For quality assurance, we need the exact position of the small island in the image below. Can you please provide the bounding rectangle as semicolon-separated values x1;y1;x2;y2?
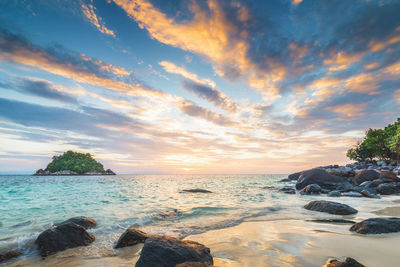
34;151;116;176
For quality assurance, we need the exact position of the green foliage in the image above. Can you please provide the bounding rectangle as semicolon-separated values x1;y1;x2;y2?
46;151;105;174
347;118;400;163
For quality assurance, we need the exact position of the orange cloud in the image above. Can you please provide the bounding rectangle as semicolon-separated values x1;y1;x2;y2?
325;103;366;119
292;0;302;5
344;73;379;94
323;51;364;72
368;26;400;53
81;3;116;37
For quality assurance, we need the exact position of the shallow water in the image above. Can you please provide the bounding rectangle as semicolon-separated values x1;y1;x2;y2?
1;174;400;266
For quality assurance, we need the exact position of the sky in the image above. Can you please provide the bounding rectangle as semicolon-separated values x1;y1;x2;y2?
0;0;399;174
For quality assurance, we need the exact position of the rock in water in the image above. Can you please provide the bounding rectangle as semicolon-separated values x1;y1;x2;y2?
353;170;379;185
181;189;212;193
0;250;22;263
135;236;213;267
300;184;321;195
59;216;97;229
287;171;302;181
115;227;149;248
295;169;350;190
304;200;358;215
350;217;400;234
278;186;296;194
35;222;95;257
326;257;365;267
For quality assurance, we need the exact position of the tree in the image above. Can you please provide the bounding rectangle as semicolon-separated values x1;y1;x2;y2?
389;127;400;162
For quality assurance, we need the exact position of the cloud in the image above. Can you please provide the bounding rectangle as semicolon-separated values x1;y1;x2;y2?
159;61;215;88
0;29;163;98
181;79;237;112
81;2;115;37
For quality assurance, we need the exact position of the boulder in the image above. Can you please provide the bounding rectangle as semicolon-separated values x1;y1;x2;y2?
34;169;50;176
300;184;321;195
0;250;22;263
326;257;365;267
353;170;379;185
115;227;150;248
360;190;380;199
180;189;212;193
326;167;355;177
135;236;213;267
350;217;400;234
303;200;358;215
379;170;399;182
287;171;302;181
376;182;400;195
35;222;95;257
295;169;349;190
367;179;383;188
59;216;97;229
278;186;296;194
176;262;213;267
328;191;341;197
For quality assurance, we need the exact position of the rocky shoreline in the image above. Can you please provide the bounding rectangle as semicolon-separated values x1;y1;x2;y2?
33;168;116;176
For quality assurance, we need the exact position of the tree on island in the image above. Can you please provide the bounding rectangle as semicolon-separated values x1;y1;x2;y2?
347;118;400;163
44;151;106;174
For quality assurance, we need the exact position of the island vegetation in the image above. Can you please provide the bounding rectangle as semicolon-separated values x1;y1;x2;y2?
347;118;400;163
34;151;115;175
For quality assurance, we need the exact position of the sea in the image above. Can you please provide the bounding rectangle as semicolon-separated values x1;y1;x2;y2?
1;174;399;266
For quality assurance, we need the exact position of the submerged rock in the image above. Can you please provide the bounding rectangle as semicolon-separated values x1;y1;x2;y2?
0;250;22;263
353;170;379;185
295;169;349;190
350;217;400;234
59;216;97;229
157;209;182;220
115;227;149;248
304;200;358;215
278;186;296;194
326;257;365;267
35;222;95;257
300;184;321;195
181;189;212;193
135;235;213;267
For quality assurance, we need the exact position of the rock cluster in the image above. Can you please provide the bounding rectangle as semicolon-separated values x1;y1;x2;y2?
34;168;116;176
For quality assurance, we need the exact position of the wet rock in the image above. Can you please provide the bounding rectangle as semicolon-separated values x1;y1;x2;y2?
376;182;400;195
34;169;50;176
341;191;363;198
353;170;379;185
181;189;212;193
350;217;400;234
0;250;22;263
278;178;291;182
326;166;355;177
115;227;149;248
158;209;182;220
360;190;380;199
35;222;95;257
295;169;349;190
308;219;355;224
367;179;383;188
326;257;365;267
278;186;296;194
59;216;97;229
176;262;213;267
288;171;302;181
304;200;358;215
359;181;372;187
300;184;321;195
328;191;341;197
104;169;116;175
135;235;213;267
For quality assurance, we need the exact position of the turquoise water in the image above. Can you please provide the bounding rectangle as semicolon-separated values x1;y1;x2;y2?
0;174;295;261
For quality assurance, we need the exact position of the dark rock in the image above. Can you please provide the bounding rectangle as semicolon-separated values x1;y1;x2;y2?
304;200;358;215
135;235;213;267
34;169;50;176
35;222;95;257
380;170;399;182
328;191;341;197
115;227;149;248
176;262;213;267
181;189;212;193
0;250;22;263
278;186;296;194
158;209;182;220
278;178;291;182
59;216;97;229
288;171;302;181
367;179;383;188
307;219;355;224
350;217;400;234
341;191;363;198
104;169;116;175
359;181;372;187
295;169;349;190
353;170;379;185
360;190;380;198
376;182;400;195
326;257;365;267
300;184;321;195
